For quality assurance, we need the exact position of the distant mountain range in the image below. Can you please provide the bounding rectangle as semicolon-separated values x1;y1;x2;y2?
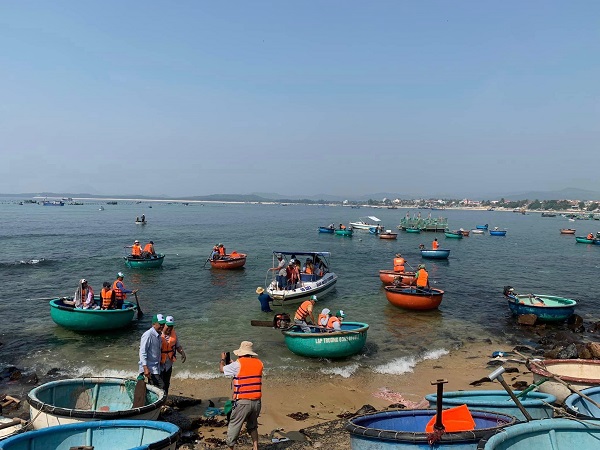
2;187;600;202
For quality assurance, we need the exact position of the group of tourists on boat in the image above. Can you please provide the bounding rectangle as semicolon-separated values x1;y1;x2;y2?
210;243;227;260
67;272;138;310
269;253;328;290
292;295;346;333
126;239;157;259
391;253;430;290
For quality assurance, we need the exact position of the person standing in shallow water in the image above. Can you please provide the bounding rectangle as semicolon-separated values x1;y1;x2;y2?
255;287;273;312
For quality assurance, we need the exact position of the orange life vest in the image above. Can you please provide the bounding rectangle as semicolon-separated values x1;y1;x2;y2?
160;329;178;364
233;357;263;400
317;313;329;326
132;244;142;256
588;233;594;240
112;280;126;300
143;243;154;253
294;300;313;321
340;224;346;230
305;266;313;274
101;288;113;309
393;257;405;272
416;269;429;287
219;246;226;255
432;240;439;250
327;316;341;329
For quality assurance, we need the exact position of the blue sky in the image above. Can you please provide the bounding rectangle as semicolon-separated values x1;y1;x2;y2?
1;1;599;198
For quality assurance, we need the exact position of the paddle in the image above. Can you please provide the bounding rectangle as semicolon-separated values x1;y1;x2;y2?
134;291;143;319
26;297;65;301
202;251;213;268
132;377;147;408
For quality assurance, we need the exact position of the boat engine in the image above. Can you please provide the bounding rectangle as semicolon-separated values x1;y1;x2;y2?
273;313;291;329
503;286;514;297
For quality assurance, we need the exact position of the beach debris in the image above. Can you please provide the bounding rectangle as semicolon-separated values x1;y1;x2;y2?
512;381;528;390
556;343;579;360
373;388;427;408
287;412;309;421
336;411;357;419
204;437;227;446
469;376;491;386
165;395;202;409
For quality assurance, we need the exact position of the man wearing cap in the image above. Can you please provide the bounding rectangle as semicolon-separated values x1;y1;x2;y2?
415;264;430;290
294;295;318;332
255;287;273;313
327;310;345;331
219;341;263;450
126;240;143;258
269;254;286;289
113;272;137;310
142;241;156;258
160;315;186;396
139;314;166;389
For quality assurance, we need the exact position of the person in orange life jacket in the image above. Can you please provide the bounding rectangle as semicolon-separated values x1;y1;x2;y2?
327;310;345;331
218;243;226;256
74;279;98;309
317;308;331;328
255;287;273;312
294;295;318;332
160;315;186;396
220;341;263;450
432;238;439;250
139;314;166;390
415;264;430;290
126;240;143;258
287;261;300;288
339;223;346;230
210;244;220;261
100;281;116;310
302;258;314;275
142;241;155;258
587;233;594;240
113;272;137;310
393;253;405;273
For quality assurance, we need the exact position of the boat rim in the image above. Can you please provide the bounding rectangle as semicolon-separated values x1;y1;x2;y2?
282;322;369;337
27;377;166;419
528;359;600;384
424;389;556;407
507;293;577;307
49;299;137;312
123;254;165;261
384;286;445;295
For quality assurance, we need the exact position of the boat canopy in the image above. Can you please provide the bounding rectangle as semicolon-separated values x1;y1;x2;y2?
273;251;331;257
361;216;381;222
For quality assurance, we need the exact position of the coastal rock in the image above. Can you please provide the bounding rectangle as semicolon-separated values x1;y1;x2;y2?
589;322;600;333
23;373;38;384
8;370;22;381
355;404;377;415
45;368;62;377
160;406;194;431
287;412;309;421
165;395;202;409
544;348;561;359
587;342;600;359
517;314;537;326
577;344;592;359
567;315;585;333
556;343;578;360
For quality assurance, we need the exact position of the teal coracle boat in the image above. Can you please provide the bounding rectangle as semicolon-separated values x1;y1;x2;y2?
445;230;463;238
124;254;165;268
405;227;421;233
0;420;180;450
334;228;353;237
575;236;594;244
50;298;137;331
281;322;368;358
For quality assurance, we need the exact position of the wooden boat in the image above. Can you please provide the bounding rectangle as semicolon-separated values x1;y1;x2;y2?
444;230;463;239
477;419;600;450
576;236;595;243
420;249;450;259
425;390;555;421
476;224;489;230
384;286;444;310
379;230;398;240
266;251;338;305
502;287;576;322
334;228;353;237
489;228;507;236
378;270;416;286
49;298;137;331
405;227;421;233
565;386;600;419
318;226;335;233
350;216;381;230
27;377;166;429
529;359;600;403
560;228;576;234
459;229;470;236
281;322;369;358
209;252;247;269
124;254;165;269
0;420;180;450
346;409;516;450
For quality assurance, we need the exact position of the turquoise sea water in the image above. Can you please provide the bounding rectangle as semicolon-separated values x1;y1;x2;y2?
1;200;598;380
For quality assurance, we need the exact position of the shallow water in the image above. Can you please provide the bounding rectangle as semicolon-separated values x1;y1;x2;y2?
1;201;598;380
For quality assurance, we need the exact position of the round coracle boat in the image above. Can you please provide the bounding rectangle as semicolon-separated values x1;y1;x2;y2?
281;322;369;358
50;298;137;331
124;254;165;268
378;270;416;286
379;231;398;240
210;252;247;269
384;286;444;310
560;228;576;234
528;359;600;403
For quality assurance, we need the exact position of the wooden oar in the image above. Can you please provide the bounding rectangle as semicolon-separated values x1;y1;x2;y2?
26;297;63;301
134;291;143;319
202;251;213;268
251;320;274;327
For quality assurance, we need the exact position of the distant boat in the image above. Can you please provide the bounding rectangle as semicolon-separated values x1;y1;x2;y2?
490;228;507;236
43;200;64;206
560;229;576;234
350;216;382;230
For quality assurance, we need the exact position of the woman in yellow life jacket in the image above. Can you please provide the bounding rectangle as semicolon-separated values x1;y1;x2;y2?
160;315;186;396
415;264;430;290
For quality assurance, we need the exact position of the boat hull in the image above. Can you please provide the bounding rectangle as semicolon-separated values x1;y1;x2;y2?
384;286;444;310
560;229;576;234
506;293;576;322
318;227;335;233
575;236;594;243
444;231;463;239
0;420;179;450
282;322;369;358
378;233;397;240
489;230;507;236
404;227;420;233
49;299;136;331
209;254;247;269
124;254;165;268
476;224;488;230
267;273;338;305
334;229;353;236
378;270;416;286
27;377;165;429
529;359;600;403
420;249;450;259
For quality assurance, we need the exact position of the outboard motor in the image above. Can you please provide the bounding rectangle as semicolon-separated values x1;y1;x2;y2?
503;286;514;297
273;313;291;329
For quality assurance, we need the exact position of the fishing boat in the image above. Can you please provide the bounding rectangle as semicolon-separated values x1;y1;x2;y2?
502;286;576;322
471;229;485;234
384;286;444;310
135;220;147;225
281;322;369;358
346;409;516;450
265;251;337;305
560;228;576;234
334;228;353;237
444;230;463;239
575;236;595;243
378;270;416;286
350;216;382;230
529;359;600;403
317;226;335;233
0;420;180;450
420;249;450;259
425;390;555;421
27;377;166;429
98;206;104;211
477;419;600;450
489;228;507;236
49;298;137;331
124;254;165;269
476;224;489;230
42;200;64;206
209;252;247;269
378;230;397;240
405;226;421;233
459;229;470;236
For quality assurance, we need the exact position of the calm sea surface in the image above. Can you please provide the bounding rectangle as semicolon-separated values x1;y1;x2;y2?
1;200;598;380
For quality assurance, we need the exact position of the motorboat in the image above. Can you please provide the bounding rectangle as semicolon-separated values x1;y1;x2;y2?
350;216;382;231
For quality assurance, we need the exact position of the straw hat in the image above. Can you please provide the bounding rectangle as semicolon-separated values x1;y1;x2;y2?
256;287;265;294
233;341;257;357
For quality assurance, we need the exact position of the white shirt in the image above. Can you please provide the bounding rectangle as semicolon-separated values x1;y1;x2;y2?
223;360;241;377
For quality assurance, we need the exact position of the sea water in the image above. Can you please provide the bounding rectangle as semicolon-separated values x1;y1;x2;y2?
0;200;598;380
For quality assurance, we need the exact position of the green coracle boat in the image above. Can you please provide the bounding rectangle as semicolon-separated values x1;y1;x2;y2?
405;227;421;233
50;298;137;331
124;254;165;268
334;229;353;237
444;230;463;239
575;236;594;244
282;321;369;358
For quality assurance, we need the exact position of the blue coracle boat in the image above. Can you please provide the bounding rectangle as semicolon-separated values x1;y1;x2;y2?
0;420;180;450
565;386;600;419
503;287;576;322
318;226;335;233
489;229;507;236
346;409;516;450
477;418;600;450
420;249;450;259
425;390;556;421
476;224;488;230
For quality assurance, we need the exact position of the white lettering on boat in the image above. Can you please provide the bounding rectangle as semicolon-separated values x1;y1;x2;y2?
314;335;360;344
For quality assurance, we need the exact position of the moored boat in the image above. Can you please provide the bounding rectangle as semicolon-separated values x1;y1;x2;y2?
489;228;507;236
27;377;166;429
0;420;179;450
281;322;369;358
384;286;444;310
49;298;137;331
444;230;463;239
124;254;165;269
43;200;65;206
378;270;416;286
560;228;576;234
459;229;470;236
334;228;353;237
405;226;421;233
420;249;450;259
575;236;594;243
378;230;397;239
471;229;485;234
565;386;600;419
476;224;489;230
318;226;335;233
350;216;382;230
502;286;576;322
209;252;247;269
529;359;600;403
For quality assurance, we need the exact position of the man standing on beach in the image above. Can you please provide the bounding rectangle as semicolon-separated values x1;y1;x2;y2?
139;314;166;389
220;341;263;450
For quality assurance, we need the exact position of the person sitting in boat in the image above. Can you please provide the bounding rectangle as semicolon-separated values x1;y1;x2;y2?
287;261;300;288
142;241;156;258
317;308;331;329
255;287;273;313
339;223;346;230
75;279;99;309
326;310;345;331
210;244;220;261
419;243;425;250
294;295;318;332
432;238;439;250
302;258;314;275
125;240;143;258
328;223;335;229
415;264;430;290
136;216;140;222
100;281;115;310
218;243;226;258
393;253;405;273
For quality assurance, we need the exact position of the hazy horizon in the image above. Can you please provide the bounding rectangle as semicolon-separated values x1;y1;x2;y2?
2;2;599;197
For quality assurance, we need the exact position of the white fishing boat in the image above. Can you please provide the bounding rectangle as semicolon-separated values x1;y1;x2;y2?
349;216;382;231
265;251;337;305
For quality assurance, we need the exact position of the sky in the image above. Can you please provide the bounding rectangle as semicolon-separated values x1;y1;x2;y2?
1;1;599;199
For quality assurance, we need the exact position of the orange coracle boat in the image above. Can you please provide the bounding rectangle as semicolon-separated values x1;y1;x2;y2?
379;270;416;286
384;286;444;310
210;252;247;269
379;231;398;240
560;229;576;235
